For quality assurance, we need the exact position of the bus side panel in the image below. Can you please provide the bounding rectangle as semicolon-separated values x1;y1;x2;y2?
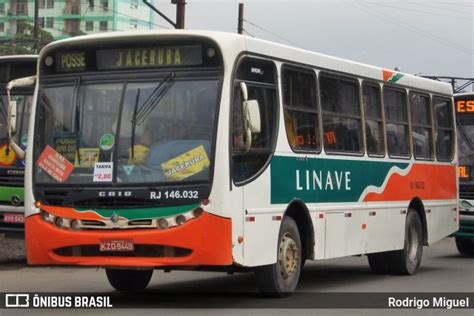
425;202;458;245
313;211;326;259
366;204;406;253
243;213;281;267
324;212;345;258
343;210;368;256
242;171;281;267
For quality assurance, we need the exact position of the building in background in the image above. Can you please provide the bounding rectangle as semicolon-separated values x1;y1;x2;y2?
0;0;157;41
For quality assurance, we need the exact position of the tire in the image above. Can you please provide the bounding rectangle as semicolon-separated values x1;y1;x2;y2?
367;252;392;274
455;237;474;255
390;209;423;275
105;269;153;291
368;209;423;275
255;216;302;297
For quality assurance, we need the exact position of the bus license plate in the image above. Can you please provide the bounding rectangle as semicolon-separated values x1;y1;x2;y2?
3;213;24;223
99;239;134;252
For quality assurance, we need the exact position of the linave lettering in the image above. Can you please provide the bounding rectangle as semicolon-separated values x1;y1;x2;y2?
296;170;351;191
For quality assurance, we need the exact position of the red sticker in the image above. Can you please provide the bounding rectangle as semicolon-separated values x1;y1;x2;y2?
37;145;74;182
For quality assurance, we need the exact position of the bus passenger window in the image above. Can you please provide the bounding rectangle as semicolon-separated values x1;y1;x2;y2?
363;83;384;156
282;66;319;151
232;57;278;184
433;97;454;161
320;73;362;154
384;88;410;157
410;92;433;160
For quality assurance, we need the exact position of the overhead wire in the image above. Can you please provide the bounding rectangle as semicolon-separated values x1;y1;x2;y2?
243;18;305;49
350;2;472;55
362;1;472;21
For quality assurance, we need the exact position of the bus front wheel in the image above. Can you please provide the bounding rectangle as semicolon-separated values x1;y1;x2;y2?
254;216;302;297
455;237;474;255
105;269;153;291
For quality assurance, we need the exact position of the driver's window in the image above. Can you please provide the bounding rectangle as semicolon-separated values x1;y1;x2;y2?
232;57;277;184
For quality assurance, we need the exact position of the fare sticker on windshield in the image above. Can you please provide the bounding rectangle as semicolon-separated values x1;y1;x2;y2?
93;162;113;182
37;145;74;182
161;145;210;181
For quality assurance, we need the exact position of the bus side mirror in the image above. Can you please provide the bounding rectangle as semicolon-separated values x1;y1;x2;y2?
240;82;261;151
6;75;36;160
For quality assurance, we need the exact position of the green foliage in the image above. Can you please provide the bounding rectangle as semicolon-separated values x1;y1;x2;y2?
0;21;54;54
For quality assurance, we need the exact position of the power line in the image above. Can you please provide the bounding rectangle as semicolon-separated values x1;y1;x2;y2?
409;2;474;16
362;1;472;21
243;29;255;38
351;2;472;55
243;18;304;49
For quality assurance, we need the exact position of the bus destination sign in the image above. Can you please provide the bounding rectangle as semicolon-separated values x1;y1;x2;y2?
56;52;86;73
456;99;474;114
96;45;203;70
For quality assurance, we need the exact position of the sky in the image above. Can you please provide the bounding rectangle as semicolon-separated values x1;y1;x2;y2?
151;0;473;88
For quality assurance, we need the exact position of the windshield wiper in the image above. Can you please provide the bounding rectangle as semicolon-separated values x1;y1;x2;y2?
130;89;141;161
130;72;175;160
135;72;175;125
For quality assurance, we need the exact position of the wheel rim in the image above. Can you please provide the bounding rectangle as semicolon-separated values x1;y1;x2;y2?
407;224;419;261
278;232;300;280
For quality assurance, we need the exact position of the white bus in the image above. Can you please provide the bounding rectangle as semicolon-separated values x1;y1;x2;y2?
14;31;457;296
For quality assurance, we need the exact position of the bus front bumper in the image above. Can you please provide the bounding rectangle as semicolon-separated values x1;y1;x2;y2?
25;211;232;267
452;213;474;238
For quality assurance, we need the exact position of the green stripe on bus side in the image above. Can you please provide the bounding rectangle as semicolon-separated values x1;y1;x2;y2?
0;186;24;202
270;156;409;204
76;204;199;221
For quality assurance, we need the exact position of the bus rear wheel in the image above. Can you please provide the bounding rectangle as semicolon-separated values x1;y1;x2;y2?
368;209;423;275
105;269;153;291
255;216;302;297
455;237;474;255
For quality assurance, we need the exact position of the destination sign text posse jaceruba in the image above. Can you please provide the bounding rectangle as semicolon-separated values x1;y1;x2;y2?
55;45;203;72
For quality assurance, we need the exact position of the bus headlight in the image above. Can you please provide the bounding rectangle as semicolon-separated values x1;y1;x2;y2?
40;211;53;223
158;218;169;230
175;215;187;226
192;207;203;218
54;217;64;228
70;220;80;231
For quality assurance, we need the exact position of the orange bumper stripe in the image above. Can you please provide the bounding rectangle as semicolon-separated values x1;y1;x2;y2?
25;212;232;267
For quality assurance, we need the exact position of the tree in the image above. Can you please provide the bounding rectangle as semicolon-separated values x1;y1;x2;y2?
0;21;54;55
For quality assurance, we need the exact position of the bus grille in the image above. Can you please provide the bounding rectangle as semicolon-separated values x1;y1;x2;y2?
53;245;192;258
460;184;474;200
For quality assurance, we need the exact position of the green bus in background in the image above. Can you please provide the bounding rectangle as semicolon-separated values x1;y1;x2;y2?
455;92;474;255
0;55;37;234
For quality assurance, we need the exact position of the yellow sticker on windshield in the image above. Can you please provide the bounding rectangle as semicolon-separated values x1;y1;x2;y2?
161;145;210;181
75;148;100;168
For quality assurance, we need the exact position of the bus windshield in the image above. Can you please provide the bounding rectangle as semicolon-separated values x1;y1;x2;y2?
0;94;33;151
34;75;220;185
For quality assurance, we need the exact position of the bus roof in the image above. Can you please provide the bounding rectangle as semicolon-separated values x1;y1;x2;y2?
0;55;38;62
39;30;452;95
454;92;474;97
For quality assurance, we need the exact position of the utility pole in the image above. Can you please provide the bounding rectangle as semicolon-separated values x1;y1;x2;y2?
238;3;244;34
143;0;186;29
174;0;186;29
33;0;39;52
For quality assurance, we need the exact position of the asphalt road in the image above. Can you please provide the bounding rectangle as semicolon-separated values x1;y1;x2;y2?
0;237;472;313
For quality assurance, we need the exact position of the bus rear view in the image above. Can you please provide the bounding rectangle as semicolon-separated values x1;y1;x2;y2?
0;56;37;234
455;92;474;254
